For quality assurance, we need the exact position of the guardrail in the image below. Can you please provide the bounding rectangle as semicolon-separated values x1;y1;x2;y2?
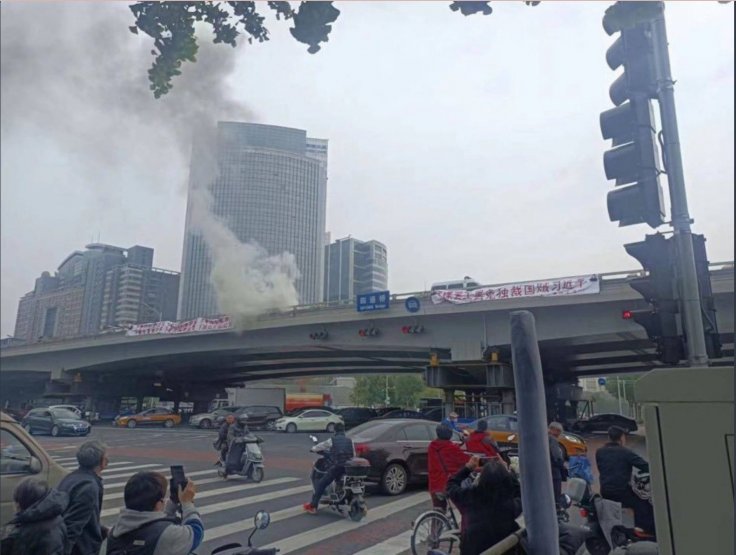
3;262;732;350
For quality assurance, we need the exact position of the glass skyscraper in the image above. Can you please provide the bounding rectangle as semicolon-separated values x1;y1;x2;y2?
178;122;328;319
324;237;388;302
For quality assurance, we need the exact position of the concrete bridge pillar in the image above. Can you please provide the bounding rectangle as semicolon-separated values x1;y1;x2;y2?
443;389;454;419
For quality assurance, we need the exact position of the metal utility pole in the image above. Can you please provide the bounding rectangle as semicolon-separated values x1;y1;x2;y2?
649;7;709;366
617;376;623;414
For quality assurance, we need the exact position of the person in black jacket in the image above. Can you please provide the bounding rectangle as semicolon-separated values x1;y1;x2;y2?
548;422;567;510
58;440;109;555
1;477;68;555
447;455;522;555
595;426;655;535
214;414;235;465
304;423;354;514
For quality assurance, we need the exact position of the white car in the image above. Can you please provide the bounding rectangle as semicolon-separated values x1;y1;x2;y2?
274;409;344;433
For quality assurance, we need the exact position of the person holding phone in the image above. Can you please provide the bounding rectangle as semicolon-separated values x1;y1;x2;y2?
99;471;204;555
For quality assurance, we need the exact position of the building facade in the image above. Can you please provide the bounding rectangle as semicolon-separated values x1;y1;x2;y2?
178;122;328;319
13;244;179;343
324;237;388;302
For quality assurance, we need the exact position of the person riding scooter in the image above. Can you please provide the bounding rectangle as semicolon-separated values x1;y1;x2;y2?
224;414;252;477
214;414;235;466
303;423;354;514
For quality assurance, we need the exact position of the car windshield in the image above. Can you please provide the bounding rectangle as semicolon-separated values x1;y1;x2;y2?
50;408;80;419
347;421;396;441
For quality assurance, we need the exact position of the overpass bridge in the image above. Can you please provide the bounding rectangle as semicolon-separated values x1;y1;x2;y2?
1;265;733;409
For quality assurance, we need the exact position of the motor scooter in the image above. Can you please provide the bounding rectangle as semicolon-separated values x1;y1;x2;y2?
200;510;278;555
309;435;369;521
218;432;265;482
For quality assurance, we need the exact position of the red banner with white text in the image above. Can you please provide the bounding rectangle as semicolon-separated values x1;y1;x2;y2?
125;316;232;336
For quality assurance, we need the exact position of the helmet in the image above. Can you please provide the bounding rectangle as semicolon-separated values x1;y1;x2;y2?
237;413;250;426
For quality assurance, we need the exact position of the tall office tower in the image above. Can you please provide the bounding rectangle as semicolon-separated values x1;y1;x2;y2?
323;237;388;302
178;122;328;319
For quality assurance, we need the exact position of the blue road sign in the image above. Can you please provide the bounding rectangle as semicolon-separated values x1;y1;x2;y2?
405;296;421;313
357;291;390;312
598;377;607;386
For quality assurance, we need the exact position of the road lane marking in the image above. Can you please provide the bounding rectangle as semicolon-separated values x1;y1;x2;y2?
51;457;78;462
201;502;307;542
352;529;414;555
262;493;427;554
100;478;302;518
101;463;161;474
104;467;216;488
61;460;132;469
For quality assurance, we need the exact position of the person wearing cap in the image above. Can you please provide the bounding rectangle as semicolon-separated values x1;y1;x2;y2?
441;412;460;432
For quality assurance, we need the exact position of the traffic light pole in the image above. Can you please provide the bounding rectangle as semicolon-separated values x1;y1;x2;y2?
650;10;709;366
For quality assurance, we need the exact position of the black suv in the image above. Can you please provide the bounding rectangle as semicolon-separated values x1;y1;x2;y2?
336;407;377;429
231;405;283;430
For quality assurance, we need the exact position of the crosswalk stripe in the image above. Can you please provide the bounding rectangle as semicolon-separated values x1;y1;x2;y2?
263;493;427;554
102;466;167;481
352;529;414;555
100;478;301;518
51;457;78;462
102;463;161;474
104;467;217;489
61;461;132;469
203;504;304;542
198;484;312;517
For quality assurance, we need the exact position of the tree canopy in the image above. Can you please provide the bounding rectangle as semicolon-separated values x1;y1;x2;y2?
350;375;428;409
129;1;540;98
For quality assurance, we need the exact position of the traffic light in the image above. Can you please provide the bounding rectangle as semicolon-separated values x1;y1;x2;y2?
601;3;665;229
289;2;340;54
623;234;684;364
692;234;722;359
358;327;379;337
309;330;328;340
401;325;425;334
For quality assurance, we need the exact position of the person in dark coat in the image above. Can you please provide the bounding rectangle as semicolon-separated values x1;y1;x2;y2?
428;424;469;510
224;414;250;476
304;422;355;514
596;425;655;536
447;455;522;555
548;421;567;509
1;477;69;555
214;414;235;465
58;440;109;555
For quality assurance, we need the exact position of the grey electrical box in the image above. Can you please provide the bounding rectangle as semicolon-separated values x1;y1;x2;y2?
635;366;734;555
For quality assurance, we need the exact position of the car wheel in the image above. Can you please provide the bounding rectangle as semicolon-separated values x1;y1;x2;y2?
326;422;336;433
286;423;297;433
127;419;137;428
51;425;60;437
381;463;408;496
164;419;174;428
199;419;212;429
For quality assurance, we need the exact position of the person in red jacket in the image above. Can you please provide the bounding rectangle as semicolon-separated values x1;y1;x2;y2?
464;419;501;460
428;424;470;510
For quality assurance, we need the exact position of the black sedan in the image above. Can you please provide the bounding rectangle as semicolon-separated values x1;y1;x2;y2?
571;413;638;434
335;407;377;429
371;409;426;421
347;418;463;496
22;407;91;437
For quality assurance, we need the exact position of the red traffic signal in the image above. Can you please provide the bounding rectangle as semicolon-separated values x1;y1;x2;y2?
358;328;379;337
401;325;425;334
622;310;633;320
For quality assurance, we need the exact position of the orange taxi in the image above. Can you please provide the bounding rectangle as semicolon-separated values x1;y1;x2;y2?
462;414;587;457
115;407;181;429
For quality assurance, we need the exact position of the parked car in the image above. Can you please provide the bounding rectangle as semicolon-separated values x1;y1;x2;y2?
372;409;426;420
571;413;638;434
465;414;587;457
21;407;91;437
1;411;68;525
191;406;242;429
274;409;343;433
285;405;337;416
419;407;443;422
335;407;377;429
346;418;464;495
115;407;181;428
373;407;402;417
226;405;284;430
49;405;99;422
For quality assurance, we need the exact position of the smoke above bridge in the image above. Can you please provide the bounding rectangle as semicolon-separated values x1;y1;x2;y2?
0;2;301;327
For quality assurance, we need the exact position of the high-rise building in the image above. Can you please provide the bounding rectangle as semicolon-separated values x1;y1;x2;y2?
323;237;388;302
178;122;328;319
13;244;179;342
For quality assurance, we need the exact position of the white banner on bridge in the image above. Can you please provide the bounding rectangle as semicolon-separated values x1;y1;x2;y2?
125;316;232;336
430;275;600;305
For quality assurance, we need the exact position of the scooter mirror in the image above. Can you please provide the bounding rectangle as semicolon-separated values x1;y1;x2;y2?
254;510;271;530
560;493;572;509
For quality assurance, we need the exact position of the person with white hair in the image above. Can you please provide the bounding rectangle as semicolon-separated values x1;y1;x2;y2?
548;422;567;509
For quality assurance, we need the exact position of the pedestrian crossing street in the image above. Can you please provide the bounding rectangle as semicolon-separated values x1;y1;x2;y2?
50;455;438;555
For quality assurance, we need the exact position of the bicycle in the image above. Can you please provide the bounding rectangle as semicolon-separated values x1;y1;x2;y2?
410;493;461;555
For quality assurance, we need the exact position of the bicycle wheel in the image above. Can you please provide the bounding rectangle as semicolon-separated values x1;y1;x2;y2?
411;511;456;555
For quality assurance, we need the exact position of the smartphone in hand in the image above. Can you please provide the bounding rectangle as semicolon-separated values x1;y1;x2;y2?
170;465;187;504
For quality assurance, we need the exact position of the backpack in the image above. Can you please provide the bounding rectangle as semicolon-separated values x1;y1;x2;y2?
106;518;177;555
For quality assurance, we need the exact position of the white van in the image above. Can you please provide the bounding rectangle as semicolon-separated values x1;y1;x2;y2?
430;276;481;292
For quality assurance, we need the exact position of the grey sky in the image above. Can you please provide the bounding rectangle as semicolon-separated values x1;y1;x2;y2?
1;1;733;337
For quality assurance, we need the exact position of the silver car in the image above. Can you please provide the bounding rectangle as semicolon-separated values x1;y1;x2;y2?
189;406;241;429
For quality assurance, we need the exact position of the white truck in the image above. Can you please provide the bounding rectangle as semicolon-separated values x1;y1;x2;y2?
209;387;286;413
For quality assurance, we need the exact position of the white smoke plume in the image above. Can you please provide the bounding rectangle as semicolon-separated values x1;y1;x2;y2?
1;2;301;325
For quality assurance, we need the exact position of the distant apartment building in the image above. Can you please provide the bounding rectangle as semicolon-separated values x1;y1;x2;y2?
324;237;388;302
13;244;179;342
178;122;328;319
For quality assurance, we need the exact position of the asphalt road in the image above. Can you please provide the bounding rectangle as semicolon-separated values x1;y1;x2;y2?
34;424;648;555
